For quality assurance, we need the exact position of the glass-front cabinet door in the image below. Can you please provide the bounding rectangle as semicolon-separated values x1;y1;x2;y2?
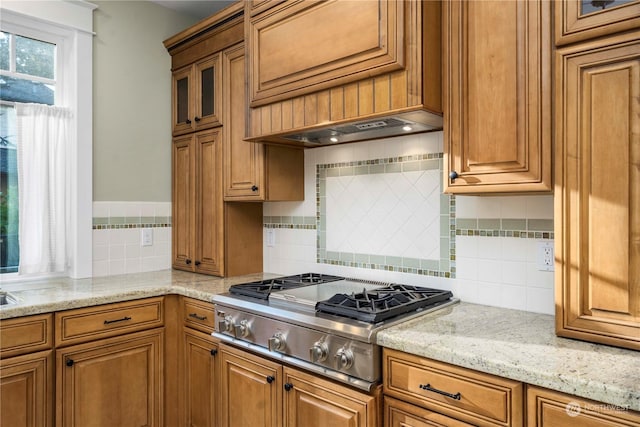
555;0;640;45
171;54;221;136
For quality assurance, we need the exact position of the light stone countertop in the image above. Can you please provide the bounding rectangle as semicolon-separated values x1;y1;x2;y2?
0;269;277;319
377;301;640;412
2;272;638;412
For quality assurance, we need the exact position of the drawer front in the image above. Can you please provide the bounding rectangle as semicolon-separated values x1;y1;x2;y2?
383;348;523;427
183;297;215;333
0;313;52;358
55;297;164;346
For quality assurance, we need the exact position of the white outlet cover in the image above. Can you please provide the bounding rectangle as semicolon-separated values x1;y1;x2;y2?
266;229;275;247
536;241;554;271
141;228;153;246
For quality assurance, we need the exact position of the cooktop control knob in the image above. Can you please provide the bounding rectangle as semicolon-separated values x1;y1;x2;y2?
268;332;286;352
335;348;354;370
218;314;233;333
234;319;250;338
309;341;328;362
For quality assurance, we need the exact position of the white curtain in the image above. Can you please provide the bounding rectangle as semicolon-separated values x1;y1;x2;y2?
16;103;72;275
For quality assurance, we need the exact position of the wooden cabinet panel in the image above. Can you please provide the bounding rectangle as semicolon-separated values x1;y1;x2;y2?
555;0;640;46
182;297;215;334
222;43;304;201
385;396;473;427
0;313;52;358
248;0;404;106
194;129;224;276
283;366;379;427
527;385;640;426
443;0;552;194
555;32;640;350
172;134;194;271
0;350;53;427
219;343;282;427
383;348;523;427
182;328;219;427
55;297;164;346
56;328;164;427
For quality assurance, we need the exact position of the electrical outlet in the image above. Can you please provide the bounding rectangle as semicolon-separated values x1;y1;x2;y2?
141;228;153;247
537;241;554;271
266;229;275;247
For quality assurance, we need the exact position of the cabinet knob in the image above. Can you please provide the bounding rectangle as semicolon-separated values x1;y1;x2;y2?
186;259;192;265
284;383;293;391
210;349;218;357
66;359;74;367
449;171;459;181
194;116;201;122
266;375;275;384
185;118;192;124
251;185;258;192
195;260;201;266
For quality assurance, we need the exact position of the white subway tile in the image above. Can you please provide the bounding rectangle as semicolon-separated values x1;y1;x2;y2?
109;244;125;261
125;258;141;274
501;284;527;311
93;202;110;217
526;195;554;219
501;238;528;261
477;259;502;282
455;257;477;280
476;237;502;260
92;260;109;277
526;287;555;315
93;229;109;246
109;259;125;276
501;196;528;218
93;245;109;262
501;261;527;285
125;243;141;259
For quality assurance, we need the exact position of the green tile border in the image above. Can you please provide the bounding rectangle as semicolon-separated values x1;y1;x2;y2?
92;216;171;230
264;216;316;230
316;153;456;279
455;217;554;239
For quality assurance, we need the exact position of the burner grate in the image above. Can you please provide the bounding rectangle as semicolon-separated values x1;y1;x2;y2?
315;284;453;323
228;273;344;300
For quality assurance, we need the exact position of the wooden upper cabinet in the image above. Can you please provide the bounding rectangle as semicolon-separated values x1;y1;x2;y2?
247;0;404;107
555;0;640;46
443;0;552;194
171;53;222;136
555;31;640;351
222;43;304;201
245;0;442;144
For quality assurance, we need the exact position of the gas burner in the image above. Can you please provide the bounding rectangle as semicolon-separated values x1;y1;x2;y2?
228;273;344;300
315;284;454;323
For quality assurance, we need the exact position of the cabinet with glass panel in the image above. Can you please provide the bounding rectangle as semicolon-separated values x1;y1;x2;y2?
555;0;640;45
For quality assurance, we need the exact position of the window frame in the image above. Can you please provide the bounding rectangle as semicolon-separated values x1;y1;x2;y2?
1;4;95;280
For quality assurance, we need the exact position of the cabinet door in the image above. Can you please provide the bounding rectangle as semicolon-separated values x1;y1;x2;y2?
223;43;265;200
172;66;194;136
219;344;282;427
443;0;552;194
172;134;194;271
555;0;640;46
555;32;640;350
193;54;222;131
385;396;473;427
194;129;224;276
527;386;640;426
56;329;164;427
248;0;404;106
182;328;218;427
0;350;53;427
283;367;379;427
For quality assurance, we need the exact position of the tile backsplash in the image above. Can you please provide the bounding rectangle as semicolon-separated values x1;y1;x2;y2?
92;202;172;277
263;131;555;315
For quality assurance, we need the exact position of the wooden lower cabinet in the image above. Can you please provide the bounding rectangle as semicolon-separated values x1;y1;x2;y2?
56;328;164;427
219;343;379;427
0;350;53;427
527;385;640;426
385;396;473;427
181;327;219;427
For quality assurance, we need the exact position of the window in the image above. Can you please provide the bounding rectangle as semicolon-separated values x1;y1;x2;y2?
1;30;58;274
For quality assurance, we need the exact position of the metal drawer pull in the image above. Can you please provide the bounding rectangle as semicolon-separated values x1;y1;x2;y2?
419;383;461;400
103;316;132;325
188;313;207;321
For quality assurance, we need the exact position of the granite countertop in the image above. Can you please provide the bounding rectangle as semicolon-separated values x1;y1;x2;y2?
377;301;640;412
2;271;638;412
0;269;277;319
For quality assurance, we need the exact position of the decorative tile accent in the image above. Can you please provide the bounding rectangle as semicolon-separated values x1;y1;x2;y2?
264;216;316;229
455;217;554;239
92;216;171;230
316;153;455;278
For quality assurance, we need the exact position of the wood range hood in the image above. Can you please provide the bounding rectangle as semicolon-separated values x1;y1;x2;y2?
243;0;443;148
